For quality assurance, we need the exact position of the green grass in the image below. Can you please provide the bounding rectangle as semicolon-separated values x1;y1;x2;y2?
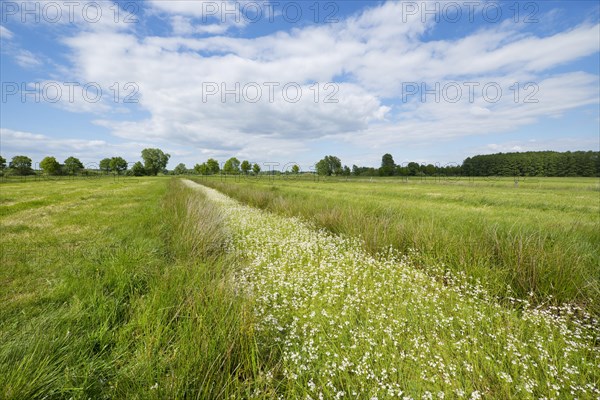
0;177;270;399
1;176;598;398
194;175;600;313
187;179;599;399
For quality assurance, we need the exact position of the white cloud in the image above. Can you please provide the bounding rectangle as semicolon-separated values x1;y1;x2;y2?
0;128;150;165
151;0;249;35
346;22;600;97
170;16;230;35
150;0;227;18
14;2;599;164
0;25;13;40
337;71;599;149
14;49;42;68
474;137;600;155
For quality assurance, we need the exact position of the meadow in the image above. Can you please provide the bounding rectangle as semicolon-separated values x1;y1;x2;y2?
1;176;598;399
1;177;262;398
194;175;600;314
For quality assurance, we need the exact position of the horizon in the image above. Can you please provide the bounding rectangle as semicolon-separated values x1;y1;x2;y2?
3;149;599;173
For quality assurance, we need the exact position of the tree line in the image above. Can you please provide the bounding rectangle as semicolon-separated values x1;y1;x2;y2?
462;151;599;177
315;154;463;177
1;150;598;178
191;158;265;176
0;151;281;177
316;151;599;177
0;148;171;177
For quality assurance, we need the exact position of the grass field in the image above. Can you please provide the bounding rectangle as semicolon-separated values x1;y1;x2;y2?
0;178;264;398
195;175;600;314
1;176;598;399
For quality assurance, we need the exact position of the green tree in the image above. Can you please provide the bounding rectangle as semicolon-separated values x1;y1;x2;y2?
109;157;128;175
0;155;6;170
252;163;261;175
424;164;436;176
315;155;342;176
291;164;300;174
173;163;187;175
575;151;595;177
40;156;61;175
380;153;395;176
241;160;251;175
223;157;240;175
64;157;84;175
9;155;34;175
407;162;420;176
206;158;220;175
99;158;111;174
396;166;409;176
460;151;600;177
342;165;351;176
141;148;170;176
131;161;146;176
194;163;208;175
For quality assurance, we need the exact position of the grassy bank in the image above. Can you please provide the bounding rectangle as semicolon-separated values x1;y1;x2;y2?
194;176;600;313
0;178;264;398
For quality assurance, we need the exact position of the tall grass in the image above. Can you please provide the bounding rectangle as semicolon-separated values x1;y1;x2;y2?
194;176;600;314
0;178;268;398
2;177;598;398
188;179;599;399
113;179;260;398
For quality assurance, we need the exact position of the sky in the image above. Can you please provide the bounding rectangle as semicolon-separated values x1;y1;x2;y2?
1;0;599;170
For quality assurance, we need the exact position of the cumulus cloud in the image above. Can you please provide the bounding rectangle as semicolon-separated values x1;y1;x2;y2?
150;0;230;18
339;71;599;148
4;2;599;164
150;0;250;35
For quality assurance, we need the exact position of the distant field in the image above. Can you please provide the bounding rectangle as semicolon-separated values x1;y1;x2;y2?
195;175;600;313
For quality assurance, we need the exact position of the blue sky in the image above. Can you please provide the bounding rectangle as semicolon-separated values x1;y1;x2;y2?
1;0;599;170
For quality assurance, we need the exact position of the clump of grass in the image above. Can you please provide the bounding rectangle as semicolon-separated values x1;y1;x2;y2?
162;179;228;260
111;179;260;398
